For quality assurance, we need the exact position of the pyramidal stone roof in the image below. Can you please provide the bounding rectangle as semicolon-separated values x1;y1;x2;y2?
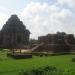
2;15;27;32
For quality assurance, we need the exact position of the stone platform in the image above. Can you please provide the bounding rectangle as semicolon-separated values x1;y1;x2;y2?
7;53;32;59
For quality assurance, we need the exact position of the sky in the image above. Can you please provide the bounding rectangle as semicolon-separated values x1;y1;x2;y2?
0;0;75;39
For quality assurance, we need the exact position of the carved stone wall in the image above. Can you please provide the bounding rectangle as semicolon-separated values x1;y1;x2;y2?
0;15;30;48
38;32;75;53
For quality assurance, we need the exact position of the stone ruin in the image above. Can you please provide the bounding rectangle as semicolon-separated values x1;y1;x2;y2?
0;14;75;54
33;32;75;53
0;15;30;49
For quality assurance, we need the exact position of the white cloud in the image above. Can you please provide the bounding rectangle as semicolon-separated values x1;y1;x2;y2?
19;1;75;39
0;7;10;30
0;1;75;39
0;13;9;29
56;0;75;11
57;0;75;6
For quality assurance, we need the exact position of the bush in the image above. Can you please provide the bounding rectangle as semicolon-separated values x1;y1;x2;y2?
19;65;75;75
19;65;58;75
72;58;75;62
31;68;43;75
40;54;43;57
43;65;57;71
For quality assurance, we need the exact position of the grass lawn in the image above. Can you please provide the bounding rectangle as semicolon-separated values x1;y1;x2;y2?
0;50;75;75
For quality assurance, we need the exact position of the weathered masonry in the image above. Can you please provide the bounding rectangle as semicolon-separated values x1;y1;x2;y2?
33;32;75;53
0;15;30;48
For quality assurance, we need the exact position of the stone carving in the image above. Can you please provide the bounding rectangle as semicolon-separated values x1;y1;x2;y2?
36;32;75;53
0;15;30;49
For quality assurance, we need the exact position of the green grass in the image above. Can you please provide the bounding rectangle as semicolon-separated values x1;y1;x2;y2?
0;50;75;75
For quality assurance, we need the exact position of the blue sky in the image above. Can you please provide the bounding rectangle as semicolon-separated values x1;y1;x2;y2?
0;0;53;14
0;0;55;14
0;0;29;14
0;0;75;39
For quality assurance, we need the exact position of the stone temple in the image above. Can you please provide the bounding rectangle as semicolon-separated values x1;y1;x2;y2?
0;14;75;54
0;15;30;49
33;32;75;53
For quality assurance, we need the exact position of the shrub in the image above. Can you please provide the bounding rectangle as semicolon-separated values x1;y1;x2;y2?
72;58;75;62
19;65;58;75
32;52;41;56
31;68;43;75
40;54;43;57
44;54;48;56
43;65;57;71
